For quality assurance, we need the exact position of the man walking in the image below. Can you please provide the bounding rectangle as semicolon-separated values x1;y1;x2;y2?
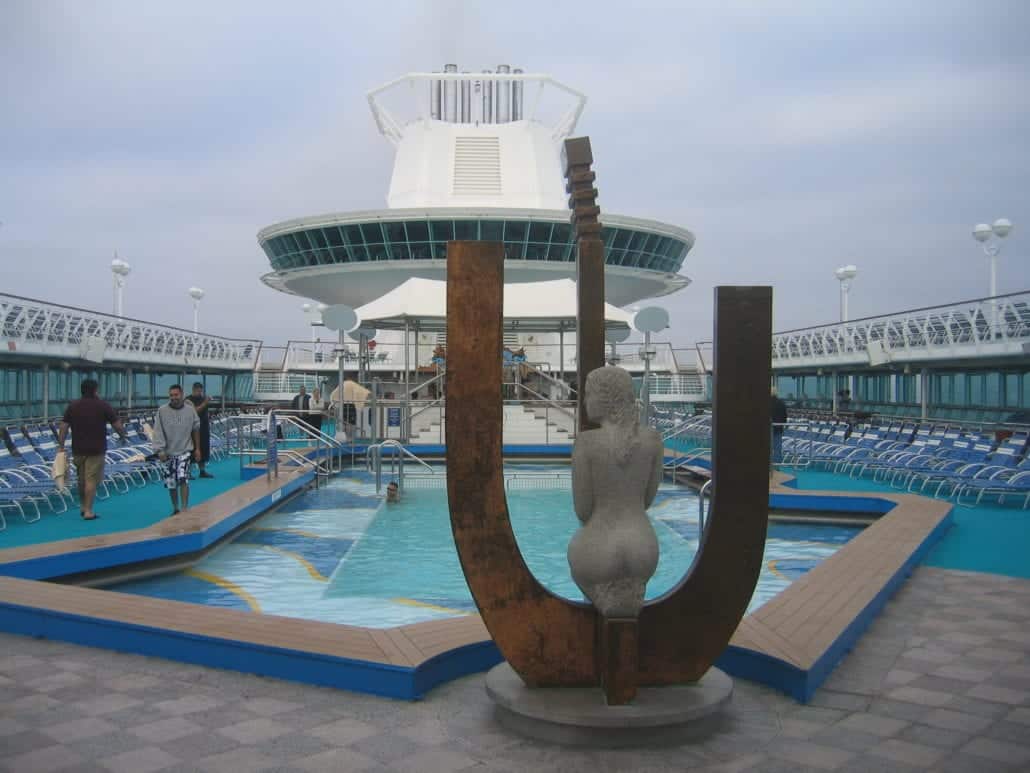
185;382;213;478
153;384;201;516
57;378;130;521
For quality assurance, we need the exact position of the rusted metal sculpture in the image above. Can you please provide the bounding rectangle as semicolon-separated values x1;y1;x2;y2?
563;137;606;432
446;237;772;697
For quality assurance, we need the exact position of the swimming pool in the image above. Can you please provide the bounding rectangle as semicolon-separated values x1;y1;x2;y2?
108;470;860;627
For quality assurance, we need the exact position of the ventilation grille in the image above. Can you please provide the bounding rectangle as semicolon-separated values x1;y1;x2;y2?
503;332;520;347
453;137;501;195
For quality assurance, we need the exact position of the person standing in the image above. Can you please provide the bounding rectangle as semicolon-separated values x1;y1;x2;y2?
309;388;324;434
153;384;201;516
770;387;789;467
185;382;213;478
57;378;130;521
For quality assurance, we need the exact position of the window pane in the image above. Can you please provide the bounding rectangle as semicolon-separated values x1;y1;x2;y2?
481;220;504;240
612;229;631;249
350;245;368;261
431;242;447;259
308;229;328;249
552;223;571;244
528;221;552;242
665;238;684;258
291;231;312;252
361;223;385;244
626;231;646;251
547;242;571;261
503;221;527;241
325;227;344;247
504;242;523;260
410;243;432;260
525;243;547;260
454;220;478;239
601;227;616;247
430;221;454;241
328;246;350;263
390;243;411;260
384;222;407;243
406;220;430;240
343;225;364;246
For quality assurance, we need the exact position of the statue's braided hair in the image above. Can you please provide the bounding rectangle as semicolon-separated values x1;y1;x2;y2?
586;366;640;465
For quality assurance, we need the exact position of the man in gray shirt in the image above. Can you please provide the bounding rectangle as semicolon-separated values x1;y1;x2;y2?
153;384;201;515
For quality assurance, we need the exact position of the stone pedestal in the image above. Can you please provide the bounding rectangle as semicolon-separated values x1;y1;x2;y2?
485;662;733;748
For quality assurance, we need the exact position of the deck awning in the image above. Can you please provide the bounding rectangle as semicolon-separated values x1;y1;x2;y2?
353;277;632;333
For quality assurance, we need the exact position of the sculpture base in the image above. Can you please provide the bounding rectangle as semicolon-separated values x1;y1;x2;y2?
485;662;732;748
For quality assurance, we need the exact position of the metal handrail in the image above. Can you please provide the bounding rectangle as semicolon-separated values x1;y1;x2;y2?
267;408;344;482
519;360;577;398
367;439;433;493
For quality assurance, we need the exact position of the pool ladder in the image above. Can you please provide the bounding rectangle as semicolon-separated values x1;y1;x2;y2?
366;440;434;494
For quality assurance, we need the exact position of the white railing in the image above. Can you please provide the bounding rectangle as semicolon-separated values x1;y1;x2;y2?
0;293;261;370
771;292;1030;368
253;372;323;396
648;373;706;400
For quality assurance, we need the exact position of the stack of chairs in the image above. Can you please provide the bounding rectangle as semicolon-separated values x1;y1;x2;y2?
0;428;68;527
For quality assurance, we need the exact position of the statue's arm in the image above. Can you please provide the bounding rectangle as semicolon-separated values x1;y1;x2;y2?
571;440;593;524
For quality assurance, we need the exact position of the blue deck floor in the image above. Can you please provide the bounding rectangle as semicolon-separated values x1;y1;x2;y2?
790;469;1030;579
0;458;243;549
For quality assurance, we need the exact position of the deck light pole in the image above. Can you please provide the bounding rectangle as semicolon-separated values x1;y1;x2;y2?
973;218;1013;336
188;287;205;332
834;265;858;322
111;255;131;317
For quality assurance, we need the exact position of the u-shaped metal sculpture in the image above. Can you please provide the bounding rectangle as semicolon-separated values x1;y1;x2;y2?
446;241;771;688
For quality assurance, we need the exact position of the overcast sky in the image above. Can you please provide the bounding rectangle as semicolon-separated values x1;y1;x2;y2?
2;1;1028;349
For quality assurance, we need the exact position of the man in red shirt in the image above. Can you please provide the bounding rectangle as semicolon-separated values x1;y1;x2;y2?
56;379;129;520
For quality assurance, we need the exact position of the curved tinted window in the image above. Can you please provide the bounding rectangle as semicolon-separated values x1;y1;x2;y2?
263;219;688;275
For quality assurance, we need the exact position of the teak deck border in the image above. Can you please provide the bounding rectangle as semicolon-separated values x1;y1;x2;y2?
0;458;951;701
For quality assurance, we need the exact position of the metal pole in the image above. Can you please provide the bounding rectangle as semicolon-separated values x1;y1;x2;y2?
990;252;998;336
193;301;200;332
842;284;849;322
559;322;565;389
927;371;935;424
42;364;49;421
642;331;652;426
337;329;345;440
126;367;133;413
403;319;410;440
371;377;379;446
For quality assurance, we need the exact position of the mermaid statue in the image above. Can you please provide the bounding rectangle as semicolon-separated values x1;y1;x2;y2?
568;366;664;619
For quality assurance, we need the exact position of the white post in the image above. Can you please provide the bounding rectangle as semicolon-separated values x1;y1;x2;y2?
337;329;345;439
188;288;205;333
42;364;49;420
642;331;652;427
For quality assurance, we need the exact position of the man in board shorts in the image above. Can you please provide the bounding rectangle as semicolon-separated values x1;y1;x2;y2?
152;384;201;515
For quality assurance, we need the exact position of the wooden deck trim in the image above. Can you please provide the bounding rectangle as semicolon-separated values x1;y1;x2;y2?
0;464;952;702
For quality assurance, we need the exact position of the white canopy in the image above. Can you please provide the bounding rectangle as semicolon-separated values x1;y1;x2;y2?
353;277;632;333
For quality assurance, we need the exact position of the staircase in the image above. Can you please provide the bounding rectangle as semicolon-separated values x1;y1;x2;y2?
408;403;574;446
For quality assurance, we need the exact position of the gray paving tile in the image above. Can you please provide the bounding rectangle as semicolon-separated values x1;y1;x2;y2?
946;695;1016;719
866;698;933;723
304;717;380;744
41;716;120;743
347;732;427;764
1004;706;1030;725
909;674;984;695
919;708;993;733
768;740;856;770
155;731;240;762
886;685;955;707
289;747;381;772
777;718;825;739
966;646;1025;664
2;729;61;756
194;747;283;773
986;719;1030;745
390;746;481;773
809;725;882;753
237;696;304;716
71;692;146;716
215;716;293;744
868;737;948;768
898;722;975;750
129;716;205;743
99;746;181;773
960;736;1030;766
931;663;995;683
965;683;1027;705
2;743;86;772
836;711;909;737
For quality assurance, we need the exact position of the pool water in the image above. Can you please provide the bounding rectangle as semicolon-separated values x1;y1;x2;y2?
109;472;860;627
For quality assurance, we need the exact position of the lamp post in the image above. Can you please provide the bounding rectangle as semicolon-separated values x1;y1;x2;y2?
188;287;205;332
111;255;131;317
834;265;858;322
973;218;1013;335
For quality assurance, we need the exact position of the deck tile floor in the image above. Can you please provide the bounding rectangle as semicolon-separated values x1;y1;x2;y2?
2;566;1028;772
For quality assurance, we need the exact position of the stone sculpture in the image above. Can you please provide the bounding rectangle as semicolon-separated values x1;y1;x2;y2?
568;366;663;618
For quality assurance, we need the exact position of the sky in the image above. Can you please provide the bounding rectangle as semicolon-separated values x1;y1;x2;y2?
2;0;1028;349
